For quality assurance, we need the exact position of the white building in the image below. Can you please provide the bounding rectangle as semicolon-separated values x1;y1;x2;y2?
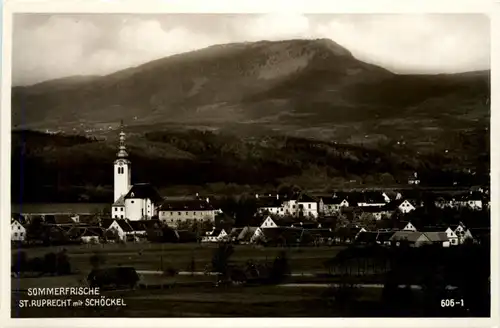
159;198;217;227
398;200;416;214
111;122;162;220
256;194;285;216
11;219;27;242
282;194;318;218
260;216;279;229
202;228;228;243
297;194;319;218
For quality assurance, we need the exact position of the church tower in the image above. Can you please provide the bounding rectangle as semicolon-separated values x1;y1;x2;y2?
114;121;131;202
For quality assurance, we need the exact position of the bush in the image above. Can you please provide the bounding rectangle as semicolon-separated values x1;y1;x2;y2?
89;252;107;269
211;243;234;275
11;251;28;273
268;251;290;284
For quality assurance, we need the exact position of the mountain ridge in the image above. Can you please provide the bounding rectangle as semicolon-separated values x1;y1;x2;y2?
12;38;489;147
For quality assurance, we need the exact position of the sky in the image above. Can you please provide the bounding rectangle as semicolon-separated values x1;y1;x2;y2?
12;13;490;86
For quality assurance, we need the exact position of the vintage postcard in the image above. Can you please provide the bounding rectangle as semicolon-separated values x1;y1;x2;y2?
1;0;498;327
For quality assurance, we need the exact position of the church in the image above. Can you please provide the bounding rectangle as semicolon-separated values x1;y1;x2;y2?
111;122;163;220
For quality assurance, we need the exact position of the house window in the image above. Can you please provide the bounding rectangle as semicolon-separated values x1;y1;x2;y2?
114;215;118;218
178;212;181;215
131;200;135;204
121;208;123;212
20;233;24;237
186;212;188;215
194;212;197;215
121;215;124;219
14;233;18;237
308;204;311;209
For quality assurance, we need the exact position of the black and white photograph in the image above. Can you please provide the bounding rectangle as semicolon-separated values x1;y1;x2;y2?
2;2;494;322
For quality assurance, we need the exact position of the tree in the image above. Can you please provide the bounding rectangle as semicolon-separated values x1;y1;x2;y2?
211;243;234;281
11;251;28;274
268;250;290;284
56;249;71;275
105;228;121;243
89;252;106;269
43;252;58;275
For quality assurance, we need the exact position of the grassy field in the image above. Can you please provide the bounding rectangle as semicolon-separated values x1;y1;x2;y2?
12;243;346;274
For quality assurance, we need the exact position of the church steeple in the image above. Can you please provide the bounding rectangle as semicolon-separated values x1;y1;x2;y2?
116;120;129;158
113;120;132;203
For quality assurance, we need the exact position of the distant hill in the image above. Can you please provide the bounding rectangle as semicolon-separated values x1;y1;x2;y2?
10;38;490;202
12;38;489;143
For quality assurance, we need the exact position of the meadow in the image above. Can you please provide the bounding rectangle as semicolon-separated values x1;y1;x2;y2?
11;243;347;276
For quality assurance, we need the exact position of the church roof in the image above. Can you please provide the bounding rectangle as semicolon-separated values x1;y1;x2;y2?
113;195;126;206
124;183;163;203
160;199;214;211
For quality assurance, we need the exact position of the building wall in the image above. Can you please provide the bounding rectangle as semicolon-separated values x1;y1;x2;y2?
114;160;131;202
299;202;318;218
260;217;278;228
159;209;216;226
108;221;126;240
11;221;26;241
283;200;298;216
112;206;126;219
82;236;99;244
399;201;415;213
125;198;154;220
258;207;284;215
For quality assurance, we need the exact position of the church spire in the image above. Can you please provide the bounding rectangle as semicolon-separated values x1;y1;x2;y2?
117;120;128;158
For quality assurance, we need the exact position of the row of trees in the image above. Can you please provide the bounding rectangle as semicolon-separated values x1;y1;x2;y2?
11;249;71;276
209;243;291;285
323;242;490;316
12;127;488;203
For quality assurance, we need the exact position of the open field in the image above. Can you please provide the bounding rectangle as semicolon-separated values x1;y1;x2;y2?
12;243;347;274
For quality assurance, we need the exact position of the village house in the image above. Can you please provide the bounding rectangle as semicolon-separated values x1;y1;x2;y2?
408;172;420;185
423;232;450;247
278;193;319;218
228;228;244;242
397;221;418;232
390;231;450;248
296;194;319;218
11;219;27;242
255;194;285;216
305;228;335;245
80;227;105;244
318;196;349;215
236;226;260;244
356;191;389;207
449;223;474;244
382;199;417;214
104;219;155;242
360;206;391;220
159;198;217;227
454;193;483;210
254;227;305;246
434;192;483;210
420;225;458;246
334;226;367;244
202;228;228;243
260;216;279;229
356;231;394;246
